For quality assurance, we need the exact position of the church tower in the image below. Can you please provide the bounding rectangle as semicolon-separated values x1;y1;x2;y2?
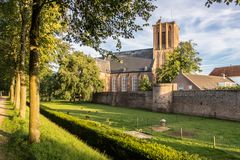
152;19;180;70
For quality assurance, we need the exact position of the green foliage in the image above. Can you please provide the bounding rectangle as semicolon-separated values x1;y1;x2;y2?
0;100;108;160
156;41;202;83
0;0;21;91
40;105;204;160
205;0;240;7
56;0;156;54
57;52;103;101
139;75;152;91
40;72;59;101
217;85;240;90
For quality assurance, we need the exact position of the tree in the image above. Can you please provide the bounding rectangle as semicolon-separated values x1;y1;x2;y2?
57;52;103;101
0;0;20;103
205;0;240;7
40;72;59;101
156;41;202;83
139;75;152;91
28;0;156;143
19;0;30;118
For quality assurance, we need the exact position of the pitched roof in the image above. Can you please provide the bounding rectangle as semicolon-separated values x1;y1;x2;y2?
183;73;234;90
114;48;153;59
96;48;154;73
110;56;153;73
210;65;240;77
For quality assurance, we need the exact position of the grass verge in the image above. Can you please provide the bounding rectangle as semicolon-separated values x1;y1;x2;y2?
0;100;108;160
40;105;205;160
42;101;240;160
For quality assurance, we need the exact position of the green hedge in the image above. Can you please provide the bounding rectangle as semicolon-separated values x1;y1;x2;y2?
40;106;206;160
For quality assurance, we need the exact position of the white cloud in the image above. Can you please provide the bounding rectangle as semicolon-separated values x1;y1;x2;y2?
73;0;240;74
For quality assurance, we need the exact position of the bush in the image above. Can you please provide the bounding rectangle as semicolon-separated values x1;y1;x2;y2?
217;85;240;90
40;106;206;160
139;75;152;91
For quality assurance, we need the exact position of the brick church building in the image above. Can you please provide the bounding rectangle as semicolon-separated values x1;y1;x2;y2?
96;19;180;92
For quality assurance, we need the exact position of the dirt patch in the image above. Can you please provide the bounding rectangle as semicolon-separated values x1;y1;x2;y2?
151;126;170;132
125;131;152;139
168;130;196;138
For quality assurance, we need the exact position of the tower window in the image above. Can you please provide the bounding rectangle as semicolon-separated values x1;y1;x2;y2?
157;31;160;49
162;31;166;49
168;26;172;48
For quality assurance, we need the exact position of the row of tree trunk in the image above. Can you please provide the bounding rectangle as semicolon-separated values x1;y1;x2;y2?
9;0;40;143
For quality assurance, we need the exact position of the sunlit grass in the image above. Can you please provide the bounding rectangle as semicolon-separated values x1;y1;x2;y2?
0;100;109;160
42;101;240;160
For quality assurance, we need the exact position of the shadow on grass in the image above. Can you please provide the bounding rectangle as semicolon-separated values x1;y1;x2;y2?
0;113;13;118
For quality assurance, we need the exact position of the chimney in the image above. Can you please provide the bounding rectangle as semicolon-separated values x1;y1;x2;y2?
222;73;226;79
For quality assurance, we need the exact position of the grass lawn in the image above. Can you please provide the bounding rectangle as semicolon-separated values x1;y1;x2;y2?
0;100;109;160
42;101;240;160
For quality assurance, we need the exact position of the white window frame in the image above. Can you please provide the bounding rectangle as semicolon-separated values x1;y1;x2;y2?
132;75;138;92
121;76;127;92
112;77;116;92
178;85;184;91
188;85;193;90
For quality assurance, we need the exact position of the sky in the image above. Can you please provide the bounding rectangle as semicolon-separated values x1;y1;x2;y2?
72;0;240;74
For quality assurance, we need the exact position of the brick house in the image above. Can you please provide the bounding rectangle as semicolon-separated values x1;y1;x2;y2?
210;65;240;84
96;19;180;92
172;71;236;90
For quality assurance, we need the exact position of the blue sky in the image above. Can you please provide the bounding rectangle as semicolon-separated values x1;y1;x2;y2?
72;0;240;74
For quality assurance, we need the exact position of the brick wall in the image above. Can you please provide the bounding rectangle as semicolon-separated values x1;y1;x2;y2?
172;90;240;121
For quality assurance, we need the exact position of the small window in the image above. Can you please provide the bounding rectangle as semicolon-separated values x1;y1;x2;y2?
188;85;193;90
178;85;184;91
112;77;116;92
121;76;127;92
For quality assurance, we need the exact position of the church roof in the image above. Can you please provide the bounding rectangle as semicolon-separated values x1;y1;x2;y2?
96;48;154;74
210;65;240;77
110;56;153;73
114;48;153;59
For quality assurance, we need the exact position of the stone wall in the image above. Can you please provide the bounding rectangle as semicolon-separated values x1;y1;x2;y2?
152;83;177;112
93;85;240;121
172;90;240;121
93;91;153;110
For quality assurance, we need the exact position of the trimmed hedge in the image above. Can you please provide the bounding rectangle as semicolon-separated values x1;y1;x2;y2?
40;106;206;160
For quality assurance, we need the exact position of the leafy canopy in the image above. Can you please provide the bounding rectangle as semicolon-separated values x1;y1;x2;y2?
205;0;240;7
57;51;103;101
156;41;202;83
54;0;156;54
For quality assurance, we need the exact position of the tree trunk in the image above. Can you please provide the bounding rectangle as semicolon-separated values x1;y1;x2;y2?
15;71;21;109
19;0;28;118
10;77;15;104
29;0;41;143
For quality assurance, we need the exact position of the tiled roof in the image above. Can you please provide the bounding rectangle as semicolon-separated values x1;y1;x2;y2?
210;65;240;77
184;73;234;90
114;48;153;59
96;48;154;73
110;56;153;73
